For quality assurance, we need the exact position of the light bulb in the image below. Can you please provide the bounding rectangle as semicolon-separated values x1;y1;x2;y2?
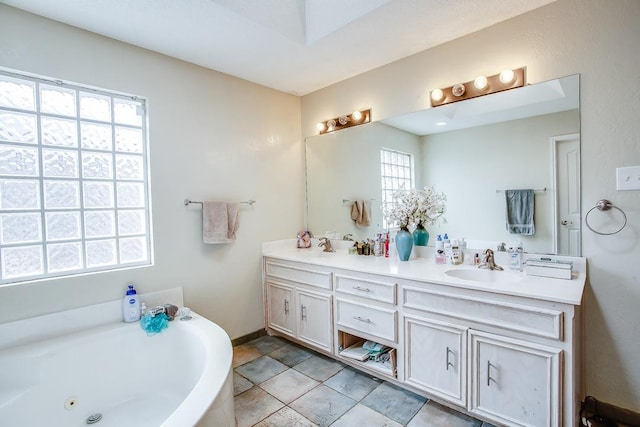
316;122;326;132
351;110;363;122
338;116;349;125
499;69;515;84
474;75;488;90
327;119;336;129
452;83;465;97
431;88;444;102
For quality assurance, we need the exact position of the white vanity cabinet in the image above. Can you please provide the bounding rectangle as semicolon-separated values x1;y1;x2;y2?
404;316;467;406
262;246;584;427
264;259;333;353
469;331;561;427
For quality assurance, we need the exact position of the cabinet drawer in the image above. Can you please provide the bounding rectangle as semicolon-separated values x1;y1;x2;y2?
335;274;396;304
403;286;563;340
336;299;397;342
265;261;332;290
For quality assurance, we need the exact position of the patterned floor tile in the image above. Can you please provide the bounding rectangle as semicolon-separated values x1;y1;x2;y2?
234;386;284;427
233;371;253;396
323;366;381;401
249;335;288;354
360;381;427;425
407;400;482;427
270;343;313;367
294;353;344;382
233;342;263;368
235;355;289;384
289;385;357;427
254;406;317;427
331;403;404;427
260;368;320;404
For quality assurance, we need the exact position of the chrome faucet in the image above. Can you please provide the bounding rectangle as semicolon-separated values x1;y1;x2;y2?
478;249;503;271
318;237;335;252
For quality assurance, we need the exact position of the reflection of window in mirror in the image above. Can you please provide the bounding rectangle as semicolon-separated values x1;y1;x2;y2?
380;148;414;229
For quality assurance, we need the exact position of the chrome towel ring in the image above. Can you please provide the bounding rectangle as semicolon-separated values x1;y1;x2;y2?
584;199;627;235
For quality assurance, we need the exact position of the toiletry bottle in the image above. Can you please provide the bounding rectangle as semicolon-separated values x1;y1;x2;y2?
474;253;481;266
508;241;523;271
123;284;141;323
435;234;446;264
443;233;452;263
384;232;389;258
451;239;464;265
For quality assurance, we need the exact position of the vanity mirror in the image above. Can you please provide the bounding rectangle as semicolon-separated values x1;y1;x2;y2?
305;74;580;256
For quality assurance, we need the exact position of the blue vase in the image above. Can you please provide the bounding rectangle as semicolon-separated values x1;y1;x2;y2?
395;228;413;261
413;223;429;246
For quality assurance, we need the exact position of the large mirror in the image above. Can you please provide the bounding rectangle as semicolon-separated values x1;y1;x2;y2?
305;74;580;255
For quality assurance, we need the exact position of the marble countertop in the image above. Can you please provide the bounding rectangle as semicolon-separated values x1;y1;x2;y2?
263;240;586;306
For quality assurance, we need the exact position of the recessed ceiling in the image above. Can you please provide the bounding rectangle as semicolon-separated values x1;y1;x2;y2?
1;0;556;95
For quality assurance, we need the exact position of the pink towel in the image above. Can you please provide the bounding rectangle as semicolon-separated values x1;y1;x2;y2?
202;201;239;244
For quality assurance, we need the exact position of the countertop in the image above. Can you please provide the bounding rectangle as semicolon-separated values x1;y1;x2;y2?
263;240;586;306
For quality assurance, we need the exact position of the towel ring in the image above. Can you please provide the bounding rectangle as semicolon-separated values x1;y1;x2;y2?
584;199;627;235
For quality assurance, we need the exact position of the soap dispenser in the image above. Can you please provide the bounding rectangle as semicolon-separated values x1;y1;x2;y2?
123;284;141;323
508;241;523;271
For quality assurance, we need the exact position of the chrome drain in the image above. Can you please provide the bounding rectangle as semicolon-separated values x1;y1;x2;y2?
86;413;102;424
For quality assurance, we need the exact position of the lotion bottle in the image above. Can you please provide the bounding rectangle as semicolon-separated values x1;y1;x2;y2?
123;284;141;322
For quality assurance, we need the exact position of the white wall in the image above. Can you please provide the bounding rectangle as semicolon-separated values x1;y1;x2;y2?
0;5;304;340
301;0;640;412
423;110;579;254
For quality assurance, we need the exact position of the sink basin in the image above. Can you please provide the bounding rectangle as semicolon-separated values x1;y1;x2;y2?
445;268;522;285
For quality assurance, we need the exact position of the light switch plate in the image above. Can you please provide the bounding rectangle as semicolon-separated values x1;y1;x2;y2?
616;166;640;190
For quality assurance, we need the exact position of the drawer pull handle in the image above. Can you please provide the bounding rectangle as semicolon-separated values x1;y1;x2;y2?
353;286;371;292
445;346;454;371
301;305;307;320
284;299;289;314
354;316;372;324
487;360;496;387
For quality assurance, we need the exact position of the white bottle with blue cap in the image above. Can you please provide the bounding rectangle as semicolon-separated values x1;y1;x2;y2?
123;284;141;322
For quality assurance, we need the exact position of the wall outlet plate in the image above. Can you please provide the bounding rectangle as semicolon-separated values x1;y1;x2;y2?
616;166;640;191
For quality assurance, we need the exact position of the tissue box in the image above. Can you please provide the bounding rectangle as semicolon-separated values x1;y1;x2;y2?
525;259;573;280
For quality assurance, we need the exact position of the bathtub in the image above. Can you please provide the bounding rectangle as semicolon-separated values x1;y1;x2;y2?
0;288;235;427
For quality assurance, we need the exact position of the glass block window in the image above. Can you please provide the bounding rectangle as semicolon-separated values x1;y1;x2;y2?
0;69;151;284
380;148;414;229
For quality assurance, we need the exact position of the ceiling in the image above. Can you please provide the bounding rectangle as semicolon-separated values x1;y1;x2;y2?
1;0;556;95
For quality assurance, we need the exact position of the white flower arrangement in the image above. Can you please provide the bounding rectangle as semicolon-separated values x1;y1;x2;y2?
385;186;447;230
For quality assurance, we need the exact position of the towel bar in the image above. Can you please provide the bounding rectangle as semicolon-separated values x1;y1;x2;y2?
184;199;256;207
495;188;546;193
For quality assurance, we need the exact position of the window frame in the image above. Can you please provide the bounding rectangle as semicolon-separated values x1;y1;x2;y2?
380;147;415;229
0;68;153;285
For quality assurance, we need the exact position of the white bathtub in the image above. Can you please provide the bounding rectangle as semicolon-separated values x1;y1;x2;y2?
0;289;235;427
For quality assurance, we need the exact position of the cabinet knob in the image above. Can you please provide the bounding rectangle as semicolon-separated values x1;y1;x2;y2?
284;299;289;314
354;316;373;324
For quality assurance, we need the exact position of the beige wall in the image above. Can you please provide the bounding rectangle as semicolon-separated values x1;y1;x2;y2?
302;0;640;412
0;5;304;339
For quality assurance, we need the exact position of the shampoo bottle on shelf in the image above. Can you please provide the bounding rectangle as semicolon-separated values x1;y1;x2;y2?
123;284;141;323
443;233;452;263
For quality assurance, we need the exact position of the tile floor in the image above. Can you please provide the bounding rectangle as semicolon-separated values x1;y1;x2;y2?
233;335;497;427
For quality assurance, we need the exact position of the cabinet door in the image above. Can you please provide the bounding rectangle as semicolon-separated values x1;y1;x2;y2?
405;316;466;406
470;331;561;427
266;282;295;336
297;289;333;352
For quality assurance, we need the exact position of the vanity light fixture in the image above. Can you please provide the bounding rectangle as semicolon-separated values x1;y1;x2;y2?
430;67;526;107
317;108;371;134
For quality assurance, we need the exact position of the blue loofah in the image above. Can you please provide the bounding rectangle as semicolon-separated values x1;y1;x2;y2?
140;313;169;335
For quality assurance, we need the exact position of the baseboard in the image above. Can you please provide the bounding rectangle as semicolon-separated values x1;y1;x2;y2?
231;329;267;347
581;396;640;427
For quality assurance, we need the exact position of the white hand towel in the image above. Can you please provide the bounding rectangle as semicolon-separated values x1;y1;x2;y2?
202;201;239;244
